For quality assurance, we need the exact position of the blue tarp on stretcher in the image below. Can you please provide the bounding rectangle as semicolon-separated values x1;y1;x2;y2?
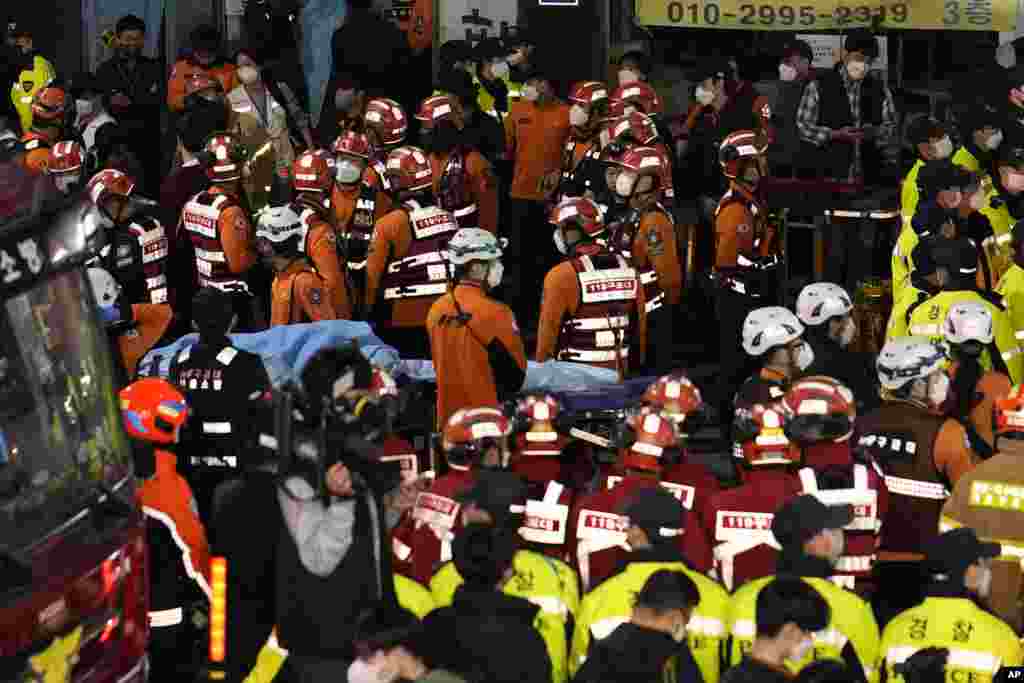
139;320;625;393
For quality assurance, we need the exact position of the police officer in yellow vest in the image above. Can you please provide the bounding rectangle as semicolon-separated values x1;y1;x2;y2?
6;21;56;135
473;38;516;122
997;219;1024;341
725;495;881;682
903;238;1022;382
977;141;1024;285
878;528;1022;682
940;385;1024;634
429;470;579;683
952;104;1002;178
570;486;729;683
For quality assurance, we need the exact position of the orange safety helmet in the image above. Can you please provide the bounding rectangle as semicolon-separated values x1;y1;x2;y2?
86;168;136;220
609;81;663;117
441;407;513;468
719;129;768;179
415;94;456;124
779;376;857;444
292;149;335;193
735;403;797;464
203;133;246;183
364;97;408;147
548;197;604;237
620;409;683;472
31;85;68;124
384;146;433;193
119;378;189;445
332;130;373;160
48;140;84;174
995;384;1024;438
642;372;704;427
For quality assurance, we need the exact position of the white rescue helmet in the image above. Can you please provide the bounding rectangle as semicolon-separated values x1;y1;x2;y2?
876;337;948;390
445;228;507;265
255;205;306;245
742;306;805;357
943;300;994;346
795;282;853;327
87;267;121;307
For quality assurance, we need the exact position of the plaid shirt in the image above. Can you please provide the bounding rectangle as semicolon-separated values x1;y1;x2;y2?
796;67;897;180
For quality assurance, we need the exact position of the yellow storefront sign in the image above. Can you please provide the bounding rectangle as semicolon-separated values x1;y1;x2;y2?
635;0;1017;31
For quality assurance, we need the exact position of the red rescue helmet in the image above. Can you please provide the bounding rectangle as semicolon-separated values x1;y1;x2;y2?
292;149;335;193
609;111;659;147
364;98;408;147
995;384;1024;439
735;403;798;464
203;132;247;183
48;140;84;175
609;81;663;117
384;146;433;193
569;81;610;108
86;168;136;221
620;409;683;472
513;393;563;446
332;130;373;160
119;378;189;445
31;85;68;123
719;129;768;179
441;407;514;469
642;372;704;427
415;94;456;124
548;197;604;237
779;376;857;444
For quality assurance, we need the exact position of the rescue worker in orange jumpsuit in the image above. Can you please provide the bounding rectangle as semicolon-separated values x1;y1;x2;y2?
391;407;514;584
362;97;409;195
331;130;393;311
119;378;211;683
603;112;676;211
255;204;340;326
289;149;350;318
180;132;261;329
567;405;717;591
427;228;527;429
780;376;889;596
857;337;979;625
365;145;460;356
416;93;498;232
609;145;682;374
167;25;237;112
536;196;644;374
20;84;68;175
607;81;676;207
713;129;778;419
557;81;610;203
85;168;171;306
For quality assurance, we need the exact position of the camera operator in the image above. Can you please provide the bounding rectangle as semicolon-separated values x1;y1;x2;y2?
274;345;403;681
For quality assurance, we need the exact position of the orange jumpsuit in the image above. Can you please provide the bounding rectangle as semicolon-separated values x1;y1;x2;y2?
117;304;175;377
167;59;237;112
429;149;499;233
426;283;528;429
269;260;340;326
396;0;433;53
949;360;1013;453
20;130;56;175
294;199;350;319
331;178;392;231
180;186;259;290
714;184;776;268
634;208;683;306
505;99;572;201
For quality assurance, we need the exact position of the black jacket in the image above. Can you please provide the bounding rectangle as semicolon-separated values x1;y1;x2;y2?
572;622;694;683
800;333;880;414
461;108;505;165
95;54;163;127
721;657;792;683
424;587;552;683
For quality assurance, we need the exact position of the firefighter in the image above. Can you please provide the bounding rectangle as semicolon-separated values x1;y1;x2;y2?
46;140;83;195
557;80;610;203
289;148;350;318
180;132;261;329
536;196;643;373
604;112;676;210
426;227;526;428
20;84;67;175
609;145;681;374
428;469;580;683
940;384;1024;633
568;399;719;590
168;286;271;519
570;486;730;683
795;282;879;413
331;130;392;310
878;528;1022;678
364;145;457;353
943;301;1014;456
255;203;340;325
119;378;211;683
702;402;804;591
391;407;513;584
362;97;409;195
713;129;778;417
87;266;174;382
85;168;171;306
416;93;498;232
857;337;979;626
903;238;1021;382
779;376;889;594
167;25;237;112
724;495;881;681
736;306;812;413
997;219;1024;339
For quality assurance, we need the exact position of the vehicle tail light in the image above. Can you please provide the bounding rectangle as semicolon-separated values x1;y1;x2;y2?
209;557;227;663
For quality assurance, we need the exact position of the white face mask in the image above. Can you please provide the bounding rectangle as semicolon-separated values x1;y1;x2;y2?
486;260;504;289
615;172;636;198
695;86;715;106
553;229;568;255
53;173;80;195
490;60;510;80
618;69;640;86
837;316;857;348
789;636;815;663
795;342;815;371
974;564;993;598
335;159;363;185
570;104;589;127
349;656;399;683
522;85;540;102
846;60;868;81
933;137;954;160
779;63;798;82
237;65;260;85
984;130;1004;151
927;372;951;407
